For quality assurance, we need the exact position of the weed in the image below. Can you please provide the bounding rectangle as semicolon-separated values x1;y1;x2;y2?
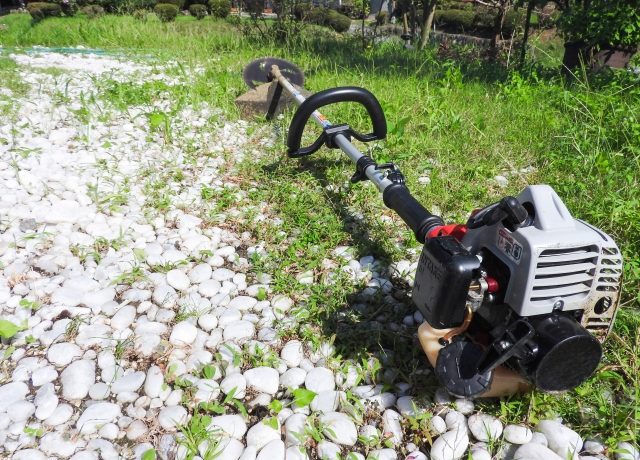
111;265;147;286
177;414;222;460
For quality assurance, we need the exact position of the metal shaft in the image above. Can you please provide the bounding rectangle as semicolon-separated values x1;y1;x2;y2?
271;66;393;193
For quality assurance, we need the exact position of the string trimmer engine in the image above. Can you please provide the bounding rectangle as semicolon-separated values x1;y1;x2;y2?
238;57;623;398
414;185;622;396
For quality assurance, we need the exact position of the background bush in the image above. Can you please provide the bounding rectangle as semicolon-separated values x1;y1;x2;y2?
189;3;206;18
304;7;350;33
434;9;474;32
80;3;105;17
160;0;185;9
154;3;179;21
208;0;230;18
26;2;63;21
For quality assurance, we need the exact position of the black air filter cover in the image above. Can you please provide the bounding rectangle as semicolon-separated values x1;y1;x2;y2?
526;314;602;392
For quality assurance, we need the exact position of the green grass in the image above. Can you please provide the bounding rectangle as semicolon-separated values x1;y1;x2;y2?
2;11;639;447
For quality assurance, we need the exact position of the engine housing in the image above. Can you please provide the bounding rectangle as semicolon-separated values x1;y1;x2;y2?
462;185;623;340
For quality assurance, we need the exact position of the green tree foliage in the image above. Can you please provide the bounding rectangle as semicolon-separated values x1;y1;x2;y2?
189;3;207;18
556;0;640;47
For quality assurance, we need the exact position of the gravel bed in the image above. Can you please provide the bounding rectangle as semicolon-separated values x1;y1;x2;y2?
0;51;638;460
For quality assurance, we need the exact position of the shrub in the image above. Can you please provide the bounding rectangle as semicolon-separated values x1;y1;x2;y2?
154;3;179;21
293;2;310;20
80;3;104;17
26;2;62;21
434;9;474;32
133;8;149;19
306;7;328;24
326;10;351;33
208;0;230;18
161;0;184;8
189;3;206;18
375;10;387;26
51;0;78;16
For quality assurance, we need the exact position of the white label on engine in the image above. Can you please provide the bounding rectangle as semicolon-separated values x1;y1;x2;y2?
497;228;523;263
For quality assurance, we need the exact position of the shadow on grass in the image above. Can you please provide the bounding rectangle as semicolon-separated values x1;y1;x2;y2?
263;154;439;392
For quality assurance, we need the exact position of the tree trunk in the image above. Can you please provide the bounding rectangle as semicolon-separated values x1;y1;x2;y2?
419;0;436;50
489;1;508;58
518;0;535;67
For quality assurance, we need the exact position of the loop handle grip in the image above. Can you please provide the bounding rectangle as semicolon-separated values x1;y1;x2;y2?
287;86;387;158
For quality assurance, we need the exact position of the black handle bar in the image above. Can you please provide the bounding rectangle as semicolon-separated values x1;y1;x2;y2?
287;86;387;158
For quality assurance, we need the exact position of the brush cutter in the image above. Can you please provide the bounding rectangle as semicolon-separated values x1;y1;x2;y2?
237;58;623;398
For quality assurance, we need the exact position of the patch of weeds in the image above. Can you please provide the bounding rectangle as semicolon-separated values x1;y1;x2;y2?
19;298;40;310
111;265;147;286
114;336;135;361
177;413;222;460
64;315;88;340
199;387;248;418
0;319;24;340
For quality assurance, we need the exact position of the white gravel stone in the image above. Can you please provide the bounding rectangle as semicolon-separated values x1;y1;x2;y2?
31;365;58;386
454;398;475;415
305;367;335;393
76;402;121;434
285;413;308;446
320;412;357;446
468;414;503;442
7;400;35;421
310;390;345;413
209;415;247;439
0;381;29;412
281;368;307;389
382;409;403;445
317;440;341;460
257;439;285;460
44;403;74;426
224;320;255;341
112;371;146;394
167;269;190;291
220;373;247;399
430;429;469;460
190;264;213;283
40;431;86;457
536;420;583;458
513;443;563;460
504;424;533;445
228;295;258;311
281;340;304;367
215;437;245;460
169;321;198;345
285;446;309;460
34;382;59;420
244;367;279;395
469;447;492;460
429;415;447;435
144;365;164;398
111;305;136;330
616;442;640;460
445;410;467;432
245;418;281;451
366;449;397;460
47;342;82;367
61;359;95;400
530;432;548;446
12;450;47;460
583;440;605;455
198;313;219;331
158;405;188;431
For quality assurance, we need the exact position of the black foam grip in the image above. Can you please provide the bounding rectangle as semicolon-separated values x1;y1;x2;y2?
287;86;387;157
382;184;444;243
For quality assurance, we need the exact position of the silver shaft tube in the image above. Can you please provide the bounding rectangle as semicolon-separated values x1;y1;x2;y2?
272;67;393;193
